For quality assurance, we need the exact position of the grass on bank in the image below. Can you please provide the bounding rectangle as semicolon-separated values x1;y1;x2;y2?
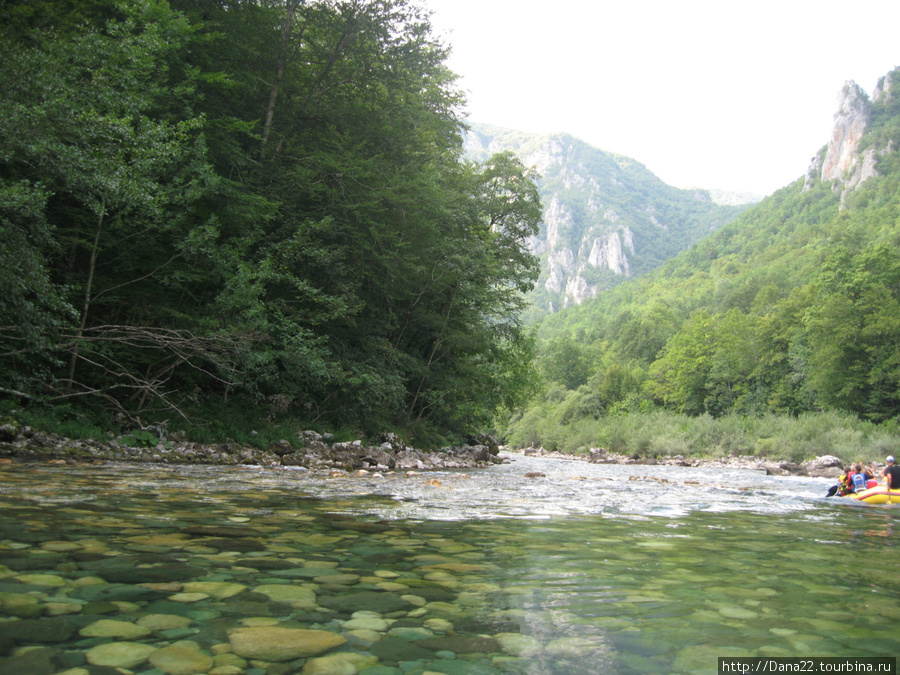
501;409;900;465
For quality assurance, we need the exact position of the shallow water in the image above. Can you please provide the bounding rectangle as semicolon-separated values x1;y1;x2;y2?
0;453;897;674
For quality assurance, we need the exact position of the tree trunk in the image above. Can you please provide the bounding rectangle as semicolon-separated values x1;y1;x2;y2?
259;0;302;161
66;205;105;386
409;292;456;420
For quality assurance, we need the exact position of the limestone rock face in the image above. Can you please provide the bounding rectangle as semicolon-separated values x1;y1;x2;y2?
588;229;634;275
820;82;872;183
805;72;896;199
525;147;642;308
464;124;749;314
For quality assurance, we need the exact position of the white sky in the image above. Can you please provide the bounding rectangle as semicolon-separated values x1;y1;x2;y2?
424;0;900;196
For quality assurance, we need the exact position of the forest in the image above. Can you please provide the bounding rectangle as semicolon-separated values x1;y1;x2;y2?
0;0;543;447
504;69;900;461
4;1;900;462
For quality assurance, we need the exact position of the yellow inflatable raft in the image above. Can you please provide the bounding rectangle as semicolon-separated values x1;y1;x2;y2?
849;485;900;504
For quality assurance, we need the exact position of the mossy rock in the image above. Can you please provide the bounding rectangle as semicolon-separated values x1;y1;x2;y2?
0;416;20;442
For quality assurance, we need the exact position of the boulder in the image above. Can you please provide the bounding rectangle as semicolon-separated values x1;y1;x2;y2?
86;641;159;669
267;440;295;456
801;455;845;478
148;640;214;675
227;626;346;661
466;433;500;454
80;619;153;639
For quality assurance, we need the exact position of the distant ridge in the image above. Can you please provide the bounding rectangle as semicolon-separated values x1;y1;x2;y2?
700;188;762;206
464;124;750;317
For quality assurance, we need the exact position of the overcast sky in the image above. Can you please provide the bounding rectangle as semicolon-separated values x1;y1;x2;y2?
424;0;900;196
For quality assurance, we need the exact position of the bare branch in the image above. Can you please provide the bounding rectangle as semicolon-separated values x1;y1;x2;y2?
51;324;260;423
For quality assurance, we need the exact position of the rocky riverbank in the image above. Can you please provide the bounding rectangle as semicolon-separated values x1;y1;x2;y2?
0;423;503;471
516;446;849;479
0;418;861;479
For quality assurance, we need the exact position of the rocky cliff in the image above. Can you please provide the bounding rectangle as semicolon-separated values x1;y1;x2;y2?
465;126;752;316
804;71;896;201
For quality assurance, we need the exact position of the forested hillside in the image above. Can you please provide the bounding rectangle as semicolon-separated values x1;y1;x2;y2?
464;125;750;319
505;68;900;455
0;0;542;445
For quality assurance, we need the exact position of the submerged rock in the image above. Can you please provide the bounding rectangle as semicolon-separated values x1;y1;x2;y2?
148;640;214;675
80;618;153;639
0;646;59;675
342;614;391;632
251;584;316;608
227;626;347;661
0;617;75;644
86;641;159;669
94;562;206;585
368;636;434;662
495;632;542;658
318;591;414;616
181;581;246;599
136;614;193;631
301;652;379;675
425;659;504;675
416;634;502;654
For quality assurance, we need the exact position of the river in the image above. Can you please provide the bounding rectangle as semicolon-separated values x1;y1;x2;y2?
0;453;897;674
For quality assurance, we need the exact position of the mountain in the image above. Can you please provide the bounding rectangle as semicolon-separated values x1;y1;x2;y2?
804;77;891;200
505;66;900;443
463;125;753;318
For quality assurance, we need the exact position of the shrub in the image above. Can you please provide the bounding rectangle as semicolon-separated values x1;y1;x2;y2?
503;405;900;464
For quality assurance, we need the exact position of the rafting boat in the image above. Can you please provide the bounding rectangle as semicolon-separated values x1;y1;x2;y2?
848;485;900;504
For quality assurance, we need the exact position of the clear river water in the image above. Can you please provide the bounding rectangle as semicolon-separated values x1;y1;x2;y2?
0;452;898;675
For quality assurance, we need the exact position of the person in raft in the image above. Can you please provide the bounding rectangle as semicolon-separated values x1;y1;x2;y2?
850;464;868;492
833;467;854;497
882;456;900;492
857;462;878;488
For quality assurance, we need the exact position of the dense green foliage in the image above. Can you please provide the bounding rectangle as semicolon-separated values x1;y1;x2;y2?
506;409;900;464
505;69;900;455
0;0;542;445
